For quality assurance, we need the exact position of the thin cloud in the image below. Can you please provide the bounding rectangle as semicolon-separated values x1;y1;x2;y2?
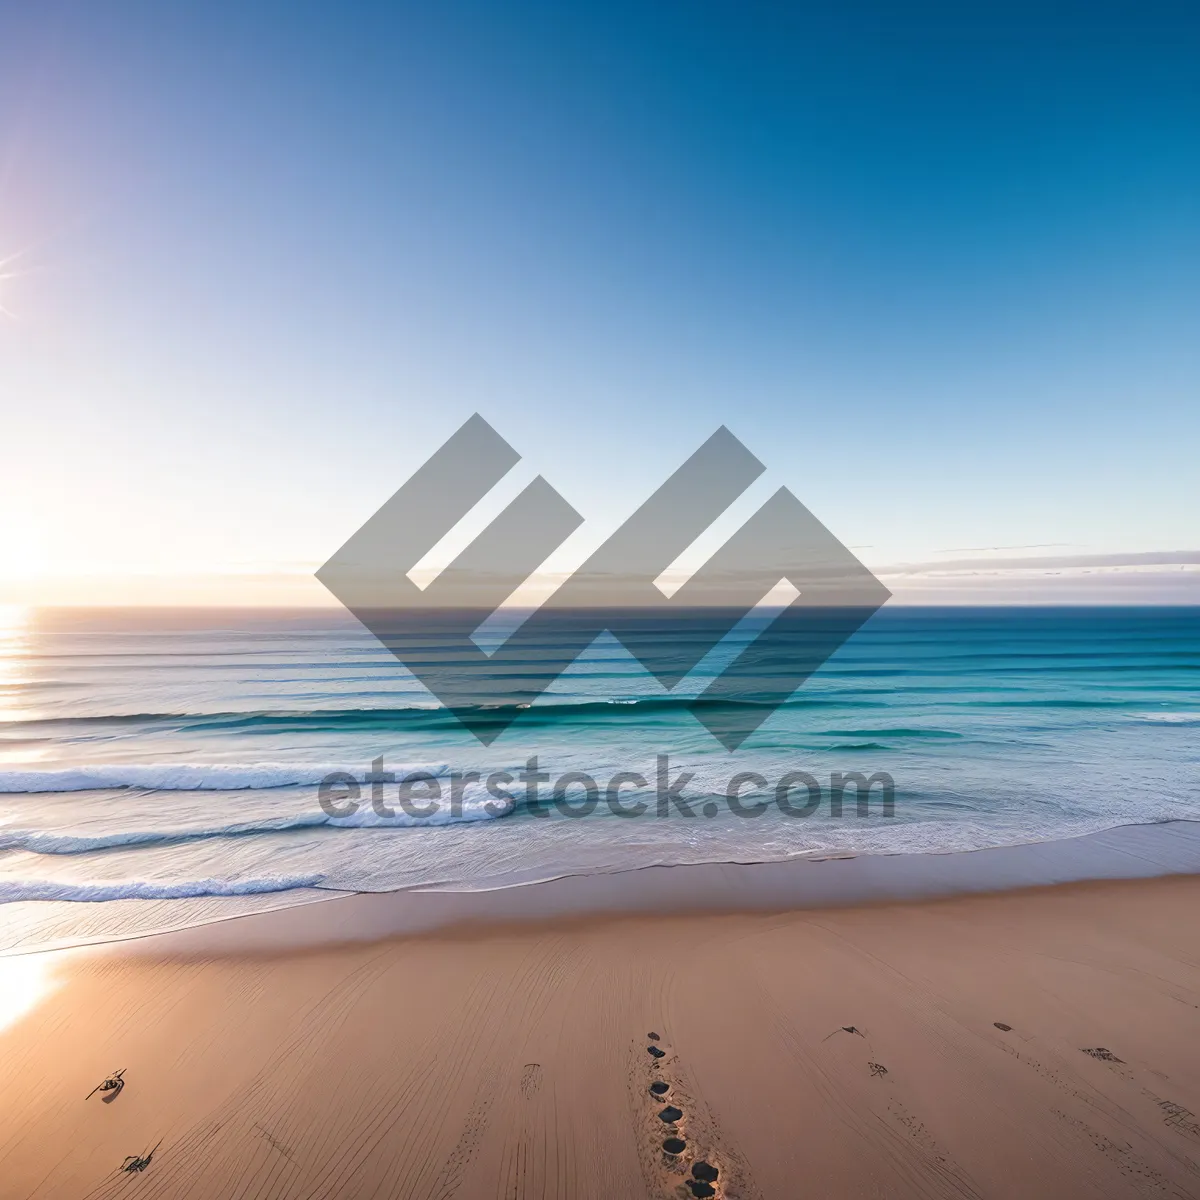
879;550;1200;576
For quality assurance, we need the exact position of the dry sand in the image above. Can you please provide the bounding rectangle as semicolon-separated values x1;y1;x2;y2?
2;874;1200;1198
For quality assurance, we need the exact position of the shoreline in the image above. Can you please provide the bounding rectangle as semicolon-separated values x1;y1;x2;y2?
12;815;1194;960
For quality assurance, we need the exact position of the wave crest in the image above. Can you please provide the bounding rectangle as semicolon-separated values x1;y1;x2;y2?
0;875;327;903
0;790;513;855
0;762;449;794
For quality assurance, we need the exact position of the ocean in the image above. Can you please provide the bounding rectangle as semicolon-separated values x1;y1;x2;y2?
1;605;1197;951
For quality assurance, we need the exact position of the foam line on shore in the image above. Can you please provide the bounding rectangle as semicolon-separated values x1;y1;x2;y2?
82;817;1200;959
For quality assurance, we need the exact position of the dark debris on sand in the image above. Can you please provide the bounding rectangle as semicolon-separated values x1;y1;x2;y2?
121;1140;162;1174
823;1024;865;1041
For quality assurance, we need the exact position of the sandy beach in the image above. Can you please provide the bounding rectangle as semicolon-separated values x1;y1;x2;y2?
3;873;1200;1199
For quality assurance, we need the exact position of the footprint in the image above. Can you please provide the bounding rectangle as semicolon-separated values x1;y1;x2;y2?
519;1063;543;1099
648;1031;660;1041
1081;1047;1124;1063
426;1067;498;1195
686;1158;720;1197
1151;1095;1200;1140
630;1029;762;1199
501;1062;549;1197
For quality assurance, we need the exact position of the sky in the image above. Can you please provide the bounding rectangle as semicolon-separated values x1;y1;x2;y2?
1;0;1197;605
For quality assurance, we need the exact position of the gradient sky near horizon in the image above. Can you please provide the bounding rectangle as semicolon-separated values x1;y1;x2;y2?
1;0;1198;604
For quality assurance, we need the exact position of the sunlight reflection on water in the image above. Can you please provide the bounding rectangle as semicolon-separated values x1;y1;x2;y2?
0;605;35;724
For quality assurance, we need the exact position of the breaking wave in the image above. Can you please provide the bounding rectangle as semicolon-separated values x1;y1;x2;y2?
0;875;329;903
0;762;450;794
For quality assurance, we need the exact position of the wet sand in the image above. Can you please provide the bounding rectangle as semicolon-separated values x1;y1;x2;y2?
2;874;1200;1198
8;817;1200;957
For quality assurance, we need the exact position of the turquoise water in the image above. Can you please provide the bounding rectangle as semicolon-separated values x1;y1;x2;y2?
0;606;1197;917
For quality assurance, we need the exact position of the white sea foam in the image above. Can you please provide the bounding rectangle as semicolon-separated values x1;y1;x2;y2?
0;788;514;855
0;875;326;903
0;816;330;855
1135;712;1200;724
0;762;450;794
326;787;515;827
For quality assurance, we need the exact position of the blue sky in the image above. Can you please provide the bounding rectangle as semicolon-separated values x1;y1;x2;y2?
1;0;1197;603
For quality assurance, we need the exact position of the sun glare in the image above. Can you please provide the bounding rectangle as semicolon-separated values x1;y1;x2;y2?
0;522;46;582
0;604;34;722
0;955;60;1034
